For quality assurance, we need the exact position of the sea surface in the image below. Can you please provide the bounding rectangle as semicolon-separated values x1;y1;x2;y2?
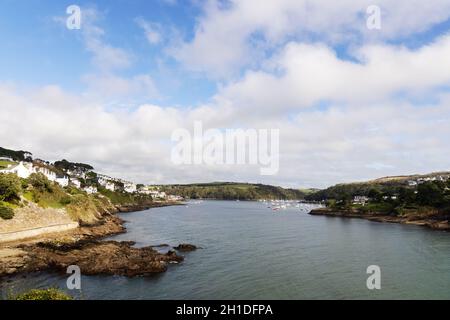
1;200;449;299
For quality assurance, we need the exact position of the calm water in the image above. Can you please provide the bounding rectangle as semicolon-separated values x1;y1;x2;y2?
1;201;450;299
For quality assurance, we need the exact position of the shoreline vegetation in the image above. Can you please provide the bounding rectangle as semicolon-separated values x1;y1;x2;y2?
158;182;309;201
306;172;450;231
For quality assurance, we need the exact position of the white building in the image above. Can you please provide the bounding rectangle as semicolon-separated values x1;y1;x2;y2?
83;186;98;194
70;178;81;188
148;190;166;199
167;195;183;201
353;196;369;205
56;175;69;187
98;175;115;191
124;182;137;193
0;162;33;178
106;181;116;191
33;164;57;182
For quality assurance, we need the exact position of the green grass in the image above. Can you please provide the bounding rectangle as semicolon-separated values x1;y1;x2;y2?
11;288;72;300
0;160;16;169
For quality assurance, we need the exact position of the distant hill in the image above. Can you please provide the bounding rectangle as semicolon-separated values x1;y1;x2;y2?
306;171;450;201
158;182;307;200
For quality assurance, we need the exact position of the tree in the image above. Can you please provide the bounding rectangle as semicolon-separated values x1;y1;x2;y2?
417;182;445;207
0;173;22;202
398;188;416;204
27;173;53;193
368;188;382;202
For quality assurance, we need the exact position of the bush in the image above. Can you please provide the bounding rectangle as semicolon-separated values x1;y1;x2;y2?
12;288;72;300
27;173;53;192
0;173;22;203
0;204;14;220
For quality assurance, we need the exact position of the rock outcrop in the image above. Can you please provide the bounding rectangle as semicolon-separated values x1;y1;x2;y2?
19;240;184;277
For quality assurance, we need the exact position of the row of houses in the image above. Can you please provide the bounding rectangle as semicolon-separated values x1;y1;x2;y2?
0;161;97;194
1;160;183;201
407;175;450;186
97;174;137;193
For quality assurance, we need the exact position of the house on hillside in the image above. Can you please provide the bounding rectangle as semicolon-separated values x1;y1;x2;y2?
56;175;69;187
408;180;418;186
33;162;57;182
0;161;34;178
353;196;369;205
83;186;98;194
124;181;137;193
70;178;81;188
167;194;183;201
147;190;166;200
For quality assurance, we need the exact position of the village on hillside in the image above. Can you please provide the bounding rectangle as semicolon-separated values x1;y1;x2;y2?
0;151;183;202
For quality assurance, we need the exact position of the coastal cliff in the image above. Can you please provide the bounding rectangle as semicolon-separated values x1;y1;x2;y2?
0;202;194;277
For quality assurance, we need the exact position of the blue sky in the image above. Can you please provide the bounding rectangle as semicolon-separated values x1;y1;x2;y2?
0;0;216;106
1;1;450;187
1;0;449;108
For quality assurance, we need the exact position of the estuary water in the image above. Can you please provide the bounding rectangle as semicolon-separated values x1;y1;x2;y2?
1;200;449;299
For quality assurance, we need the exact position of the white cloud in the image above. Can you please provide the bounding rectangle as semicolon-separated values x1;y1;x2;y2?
136;18;163;45
4;2;450;188
217;34;450;115
172;0;450;77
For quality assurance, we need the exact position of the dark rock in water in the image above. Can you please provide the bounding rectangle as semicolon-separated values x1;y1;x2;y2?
174;244;197;252
17;240;184;277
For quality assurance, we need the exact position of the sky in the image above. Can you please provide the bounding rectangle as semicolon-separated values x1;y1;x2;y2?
1;0;450;188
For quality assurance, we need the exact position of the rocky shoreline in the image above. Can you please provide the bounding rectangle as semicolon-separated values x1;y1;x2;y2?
0;201;197;277
309;208;450;231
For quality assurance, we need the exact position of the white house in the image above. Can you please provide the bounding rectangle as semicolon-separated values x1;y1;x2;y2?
56;175;69;187
353;196;369;205
70;178;81;188
0;162;33;178
33;164;57;182
83;186;98;194
167;194;183;201
124;182;137;193
148;190;166;199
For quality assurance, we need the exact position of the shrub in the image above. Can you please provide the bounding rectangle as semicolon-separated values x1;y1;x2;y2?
27;173;53;192
12;288;72;300
0;204;15;220
0;173;22;203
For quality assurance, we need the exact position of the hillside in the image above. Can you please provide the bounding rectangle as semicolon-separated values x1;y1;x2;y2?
306;171;450;201
158;182;306;200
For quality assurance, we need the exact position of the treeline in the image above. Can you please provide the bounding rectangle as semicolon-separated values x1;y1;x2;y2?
54;159;94;172
159;183;305;200
305;181;407;202
306;180;450;212
0;147;32;162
